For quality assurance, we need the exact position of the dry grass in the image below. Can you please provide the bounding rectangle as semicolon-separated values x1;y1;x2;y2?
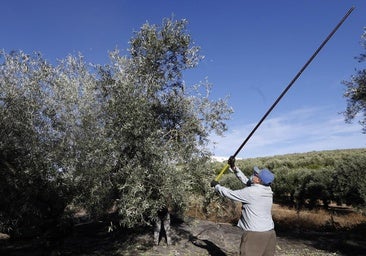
185;195;241;224
272;204;366;231
185;195;366;232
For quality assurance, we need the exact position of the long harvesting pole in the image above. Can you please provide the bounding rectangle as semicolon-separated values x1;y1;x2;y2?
215;6;355;181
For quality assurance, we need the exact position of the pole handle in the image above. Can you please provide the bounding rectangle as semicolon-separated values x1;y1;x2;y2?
215;164;230;181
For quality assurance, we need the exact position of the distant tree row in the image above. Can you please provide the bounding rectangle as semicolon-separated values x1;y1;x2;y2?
214;149;366;211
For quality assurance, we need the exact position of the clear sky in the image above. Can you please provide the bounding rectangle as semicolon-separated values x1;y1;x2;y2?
2;0;366;159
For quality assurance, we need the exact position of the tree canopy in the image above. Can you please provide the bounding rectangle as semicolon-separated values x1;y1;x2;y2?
343;27;366;133
102;18;232;227
0;18;232;236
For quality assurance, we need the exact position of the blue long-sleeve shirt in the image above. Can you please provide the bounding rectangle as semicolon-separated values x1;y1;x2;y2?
214;167;274;232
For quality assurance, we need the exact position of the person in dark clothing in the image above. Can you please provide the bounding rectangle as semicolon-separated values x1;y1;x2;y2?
154;206;172;246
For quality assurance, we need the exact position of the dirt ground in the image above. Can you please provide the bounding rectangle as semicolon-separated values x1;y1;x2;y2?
1;215;365;256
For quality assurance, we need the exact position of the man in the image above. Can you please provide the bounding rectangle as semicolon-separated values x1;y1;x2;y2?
210;156;276;256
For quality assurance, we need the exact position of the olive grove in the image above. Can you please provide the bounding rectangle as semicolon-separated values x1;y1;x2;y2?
0;18;232;237
221;149;366;211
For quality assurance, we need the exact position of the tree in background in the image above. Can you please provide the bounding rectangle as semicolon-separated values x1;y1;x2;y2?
332;154;366;208
343;28;366;133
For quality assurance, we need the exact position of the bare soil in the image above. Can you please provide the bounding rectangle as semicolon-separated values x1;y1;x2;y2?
1;204;365;256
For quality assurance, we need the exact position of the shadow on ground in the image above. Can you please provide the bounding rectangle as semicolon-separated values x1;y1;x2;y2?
1;216;365;256
275;222;366;256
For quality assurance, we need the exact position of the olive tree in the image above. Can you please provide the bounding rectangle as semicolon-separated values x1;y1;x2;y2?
343;27;366;133
0;50;110;236
45;55;114;219
332;155;366;208
0;51;74;236
0;17;232;234
101;18;232;227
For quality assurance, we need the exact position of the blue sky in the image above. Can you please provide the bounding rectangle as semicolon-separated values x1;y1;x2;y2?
2;0;366;158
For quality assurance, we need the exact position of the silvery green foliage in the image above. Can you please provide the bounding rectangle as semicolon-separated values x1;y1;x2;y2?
0;50;72;235
104;18;232;227
0;50;110;235
0;17;233;232
46;54;114;217
343;28;366;133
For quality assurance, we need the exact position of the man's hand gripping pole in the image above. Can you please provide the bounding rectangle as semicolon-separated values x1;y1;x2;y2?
214;7;354;182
